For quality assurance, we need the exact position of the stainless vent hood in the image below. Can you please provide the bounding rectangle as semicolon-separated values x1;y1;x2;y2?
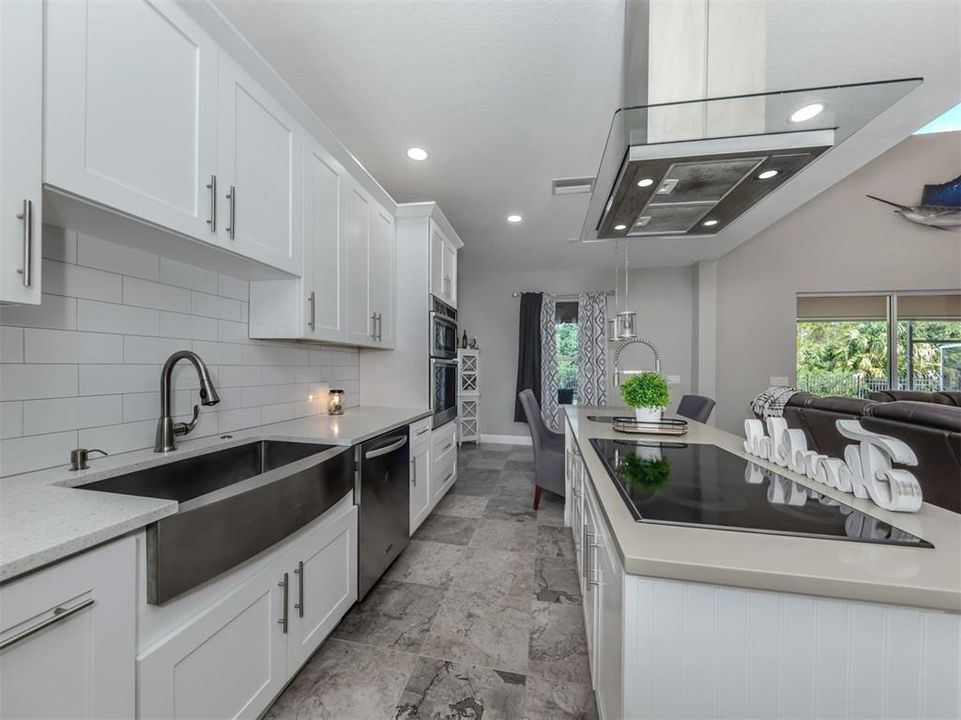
582;79;922;242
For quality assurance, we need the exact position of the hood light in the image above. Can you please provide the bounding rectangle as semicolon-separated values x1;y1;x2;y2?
506;214;523;224
790;103;824;123
758;169;779;180
637;178;654;188
703;219;719;227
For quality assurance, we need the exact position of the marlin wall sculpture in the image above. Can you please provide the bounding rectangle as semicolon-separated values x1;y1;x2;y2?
867;173;961;230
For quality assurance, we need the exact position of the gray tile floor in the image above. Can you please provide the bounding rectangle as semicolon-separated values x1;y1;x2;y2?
265;443;597;720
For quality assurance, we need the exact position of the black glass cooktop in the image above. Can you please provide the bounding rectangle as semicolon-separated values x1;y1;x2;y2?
589;439;932;548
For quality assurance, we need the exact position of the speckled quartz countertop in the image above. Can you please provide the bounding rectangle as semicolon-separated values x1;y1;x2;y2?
565;407;961;613
0;406;430;584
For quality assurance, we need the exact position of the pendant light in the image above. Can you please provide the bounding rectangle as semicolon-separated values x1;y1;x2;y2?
614;238;637;339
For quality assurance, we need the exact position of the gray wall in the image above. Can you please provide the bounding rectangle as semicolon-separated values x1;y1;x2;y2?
458;263;695;437
714;131;961;432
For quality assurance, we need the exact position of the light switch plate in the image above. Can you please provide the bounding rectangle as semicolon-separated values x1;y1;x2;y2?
666;375;681;385
770;376;790;386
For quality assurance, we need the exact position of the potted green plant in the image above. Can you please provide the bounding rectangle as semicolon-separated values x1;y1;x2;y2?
620;371;670;423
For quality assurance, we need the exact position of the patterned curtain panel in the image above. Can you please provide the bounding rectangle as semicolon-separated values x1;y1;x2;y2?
540;293;560;429
577;292;608;406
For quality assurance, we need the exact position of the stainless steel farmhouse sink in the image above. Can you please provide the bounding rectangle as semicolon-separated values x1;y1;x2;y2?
80;440;353;604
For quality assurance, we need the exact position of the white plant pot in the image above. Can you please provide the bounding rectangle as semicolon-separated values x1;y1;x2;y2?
634;406;663;424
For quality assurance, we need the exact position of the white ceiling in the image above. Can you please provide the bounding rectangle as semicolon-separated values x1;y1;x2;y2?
214;0;959;271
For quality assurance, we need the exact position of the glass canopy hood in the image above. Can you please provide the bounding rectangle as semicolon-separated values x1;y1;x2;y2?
581;79;923;242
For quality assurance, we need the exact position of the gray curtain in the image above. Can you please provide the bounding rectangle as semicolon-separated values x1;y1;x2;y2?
540;293;559;429
577;292;608;406
513;292;543;422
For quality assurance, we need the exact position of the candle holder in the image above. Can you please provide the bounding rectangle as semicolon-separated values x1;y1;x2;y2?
328;389;345;415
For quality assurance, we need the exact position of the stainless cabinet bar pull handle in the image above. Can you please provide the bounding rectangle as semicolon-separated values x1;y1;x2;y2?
0;598;94;652
293;561;304;618
15;199;32;287
307;291;316;331
415;427;430;437
205;175;217;231
411;458;417;486
376;313;382;341
225;185;236;239
370;312;377;338
443;471;455;485
278;572;288;633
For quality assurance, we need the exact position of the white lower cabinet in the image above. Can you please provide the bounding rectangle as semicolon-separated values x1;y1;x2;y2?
410;420;433;533
430;422;458;506
138;501;357;720
0;536;137;719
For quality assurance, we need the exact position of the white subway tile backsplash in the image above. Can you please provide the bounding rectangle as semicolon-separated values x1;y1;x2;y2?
159;311;217;341
0;365;78;401
160;257;218;293
78;299;159;336
0;327;24;363
0;431;78;476
0;402;23;439
123;335;186;364
78;233;159;280
1;230;359;477
218;273;249;301
43;260;123;303
0;294;77;330
123;277;191;313
191;291;242;321
25;329;123;364
23;395;123;435
80;364;159;395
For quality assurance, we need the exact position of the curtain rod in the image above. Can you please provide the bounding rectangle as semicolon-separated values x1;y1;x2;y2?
512;290;614;298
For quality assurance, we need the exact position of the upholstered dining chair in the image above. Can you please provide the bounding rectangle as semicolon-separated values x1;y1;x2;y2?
676;394;717;423
518;389;565;509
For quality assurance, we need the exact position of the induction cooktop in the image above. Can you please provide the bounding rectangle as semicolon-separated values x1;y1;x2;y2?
589;439;932;548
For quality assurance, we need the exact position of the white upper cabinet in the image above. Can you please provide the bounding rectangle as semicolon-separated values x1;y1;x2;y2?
429;219;458;308
0;0;42;305
44;0;219;244
217;55;303;275
346;184;373;345
369;203;396;346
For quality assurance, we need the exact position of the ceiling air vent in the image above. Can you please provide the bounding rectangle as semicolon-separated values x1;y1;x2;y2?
552;177;595;196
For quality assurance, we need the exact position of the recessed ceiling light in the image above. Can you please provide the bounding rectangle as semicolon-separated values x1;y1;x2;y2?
702;219;719;227
637;178;654;188
758;169;779;180
614;224;627;231
506;214;523;224
789;103;824;123
406;147;429;161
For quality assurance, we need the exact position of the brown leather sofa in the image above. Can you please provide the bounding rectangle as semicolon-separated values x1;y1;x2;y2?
783;393;961;513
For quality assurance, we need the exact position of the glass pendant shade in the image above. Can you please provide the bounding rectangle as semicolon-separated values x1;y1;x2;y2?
608;318;617;342
616;310;637;339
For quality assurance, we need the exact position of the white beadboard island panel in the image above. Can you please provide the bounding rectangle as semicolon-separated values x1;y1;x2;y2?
622;574;961;719
0;226;361;477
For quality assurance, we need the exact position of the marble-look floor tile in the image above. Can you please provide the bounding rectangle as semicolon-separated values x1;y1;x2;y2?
483;496;538;523
533;557;582;604
422;590;532;674
450;547;533;600
333;580;445;653
504;459;536;473
395;657;527;720
495;481;537;500
265;639;417;720
528;603;591;684
535;525;575;559
470;518;539;553
523;677;596;720
464;451;511;470
535;500;566;527
384;540;466;588
413;514;478;545
434;494;490;518
450;468;501;496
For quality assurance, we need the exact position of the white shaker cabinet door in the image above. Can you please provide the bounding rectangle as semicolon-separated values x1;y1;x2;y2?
410;441;432;533
442;239;458;309
304;141;348;343
369;202;396;347
44;0;219;243
0;0;42;305
217;55;303;275
346;184;374;346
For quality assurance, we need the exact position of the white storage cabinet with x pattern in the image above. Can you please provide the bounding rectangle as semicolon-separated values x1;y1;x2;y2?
457;348;480;445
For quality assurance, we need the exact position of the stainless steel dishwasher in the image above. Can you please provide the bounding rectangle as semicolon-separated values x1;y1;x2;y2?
356;429;410;599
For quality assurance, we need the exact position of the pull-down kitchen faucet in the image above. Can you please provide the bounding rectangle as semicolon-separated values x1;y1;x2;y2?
154;350;220;452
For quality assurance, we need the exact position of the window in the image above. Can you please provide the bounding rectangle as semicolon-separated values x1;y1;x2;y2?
796;292;961;397
556;301;579;405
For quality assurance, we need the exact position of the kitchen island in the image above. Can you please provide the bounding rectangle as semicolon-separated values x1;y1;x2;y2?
564;407;960;720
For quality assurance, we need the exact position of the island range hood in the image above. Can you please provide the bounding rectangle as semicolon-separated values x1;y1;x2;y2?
582;79;922;242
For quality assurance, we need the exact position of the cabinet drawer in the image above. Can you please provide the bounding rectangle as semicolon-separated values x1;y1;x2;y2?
410;417;432;449
431;423;457;454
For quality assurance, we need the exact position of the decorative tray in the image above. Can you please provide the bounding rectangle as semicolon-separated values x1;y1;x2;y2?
611;416;689;436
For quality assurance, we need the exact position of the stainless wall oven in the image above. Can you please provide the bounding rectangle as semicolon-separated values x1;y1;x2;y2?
430;296;458;359
431;357;458;428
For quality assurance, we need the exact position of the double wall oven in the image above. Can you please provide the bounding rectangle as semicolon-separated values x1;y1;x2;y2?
430;296;458;428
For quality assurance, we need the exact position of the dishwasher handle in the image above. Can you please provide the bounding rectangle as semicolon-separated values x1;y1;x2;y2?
364;435;407;460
